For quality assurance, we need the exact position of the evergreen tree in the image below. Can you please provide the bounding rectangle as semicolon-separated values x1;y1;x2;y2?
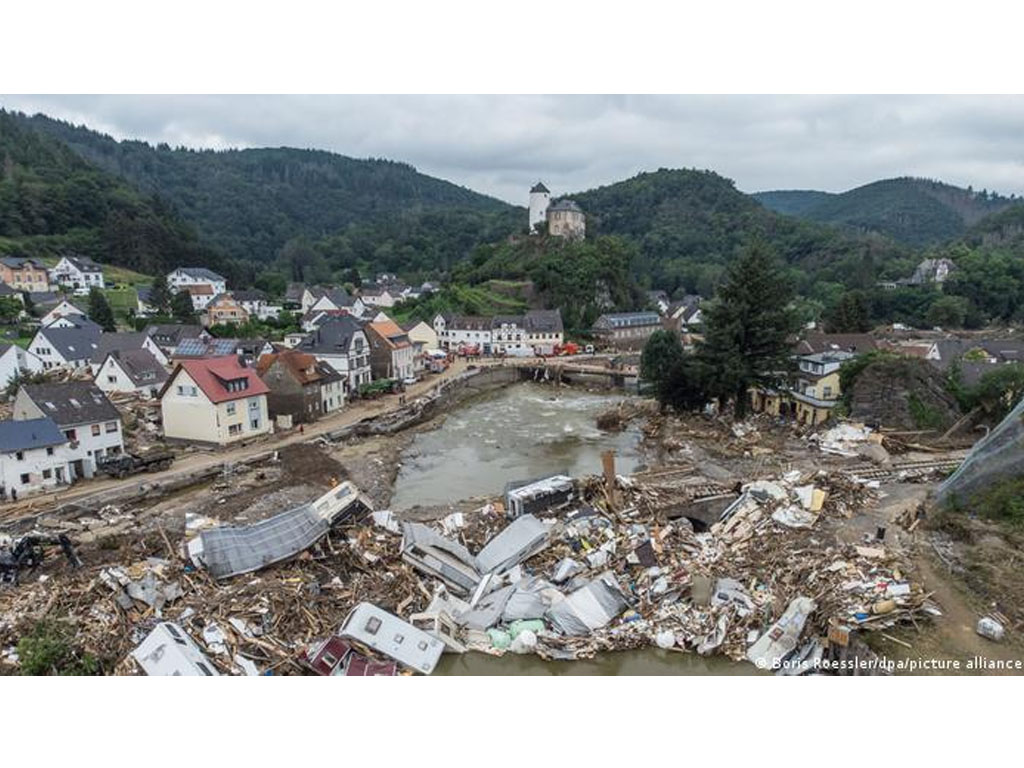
88;287;116;331
171;290;196;323
640;329;684;404
697;240;801;418
826;291;871;332
148;273;172;314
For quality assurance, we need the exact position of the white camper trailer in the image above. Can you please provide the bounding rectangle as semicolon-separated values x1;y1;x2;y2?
338;602;444;674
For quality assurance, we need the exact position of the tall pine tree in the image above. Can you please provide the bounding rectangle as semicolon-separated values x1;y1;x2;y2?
171;290;196;323
148;273;173;314
88;287;116;332
697;240;800;418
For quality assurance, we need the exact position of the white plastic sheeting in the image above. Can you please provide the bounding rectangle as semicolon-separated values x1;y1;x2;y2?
546;571;629;636
746;596;817;670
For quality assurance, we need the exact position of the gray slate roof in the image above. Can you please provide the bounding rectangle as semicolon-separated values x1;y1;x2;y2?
174;267;225;282
105;349;169;387
0;417;66;453
549;199;583;213
297;315;365;355
20;382;120;427
90;332;154;363
524;309;564;334
37;325;102;361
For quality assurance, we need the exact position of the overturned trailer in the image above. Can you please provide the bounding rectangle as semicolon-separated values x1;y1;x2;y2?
504;475;575;520
188;481;371;580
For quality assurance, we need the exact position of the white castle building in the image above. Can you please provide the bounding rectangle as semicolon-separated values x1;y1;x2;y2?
529;182;585;240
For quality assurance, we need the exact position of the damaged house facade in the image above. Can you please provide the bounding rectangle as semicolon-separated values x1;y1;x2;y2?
11;382;124;480
160;356;271;446
295;315;372;393
256;349;345;425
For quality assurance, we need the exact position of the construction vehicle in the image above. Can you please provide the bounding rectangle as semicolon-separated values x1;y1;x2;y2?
1;533;83;585
95;450;174;479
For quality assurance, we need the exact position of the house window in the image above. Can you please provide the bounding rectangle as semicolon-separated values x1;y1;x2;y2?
226;402;236;415
91;424;101;437
42;469;52;479
249;398;260;411
65;429;76;441
15;451;23;461
228;424;242;436
46;447;53;456
106;421;118;433
250;418;260;430
364;617;382;635
107;375;117;384
20;473;29;484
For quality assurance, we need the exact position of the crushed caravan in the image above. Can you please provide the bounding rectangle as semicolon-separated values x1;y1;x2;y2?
338;602;445;675
505;475;575;520
188;481;371;580
400;514;552;596
132;622;219;676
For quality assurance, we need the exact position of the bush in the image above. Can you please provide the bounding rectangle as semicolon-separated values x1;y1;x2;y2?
17;620;100;676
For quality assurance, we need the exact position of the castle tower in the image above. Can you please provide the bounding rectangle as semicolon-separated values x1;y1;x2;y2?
529;181;550;234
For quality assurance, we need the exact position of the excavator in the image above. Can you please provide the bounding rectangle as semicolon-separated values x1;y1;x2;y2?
0;533;83;585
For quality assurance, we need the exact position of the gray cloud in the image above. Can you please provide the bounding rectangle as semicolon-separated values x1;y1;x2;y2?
2;95;1023;203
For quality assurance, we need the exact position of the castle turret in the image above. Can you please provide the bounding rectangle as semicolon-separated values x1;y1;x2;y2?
529;181;550;234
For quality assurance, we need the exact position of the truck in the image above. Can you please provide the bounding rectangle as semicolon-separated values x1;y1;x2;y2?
555;342;580;356
96;450;174;479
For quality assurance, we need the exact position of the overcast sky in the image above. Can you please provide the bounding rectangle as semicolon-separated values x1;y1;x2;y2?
2;95;1023;204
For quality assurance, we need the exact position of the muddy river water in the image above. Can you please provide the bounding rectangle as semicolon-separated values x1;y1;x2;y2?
390;383;647;510
390;382;755;675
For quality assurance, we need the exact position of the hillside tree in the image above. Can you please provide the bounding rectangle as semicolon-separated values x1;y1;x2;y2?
148;273;173;314
171;290;196;323
697;241;801;418
88;288;116;332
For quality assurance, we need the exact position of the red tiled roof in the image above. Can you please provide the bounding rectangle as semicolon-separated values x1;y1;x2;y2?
166;355;270;403
368;320;411;350
185;284;215;296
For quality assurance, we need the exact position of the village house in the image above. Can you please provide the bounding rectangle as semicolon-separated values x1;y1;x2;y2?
295;315;371;392
666;295;703;331
591;312;663;348
282;332;306;349
160;356;271;446
144;324;209;357
0;342;43;387
12;382;124;479
0;418;71;500
28;324;101;371
170;336;273;364
167;267;227;297
0;257;51;293
366;320;415;381
300;286;364;316
234;289;282;320
183;283;215;312
359;282;401;309
94;349;169;398
205;293;250;326
433;314;493;352
401;320;439;373
523;309;564;351
256;349;345;425
40;299;87;328
49;255;105;295
88;331;169;374
793;332;878;356
490;315;529;355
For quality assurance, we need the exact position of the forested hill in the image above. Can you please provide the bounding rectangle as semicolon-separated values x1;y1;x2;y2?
749;189;834;217
0;110;232;279
18;111;520;265
754;177;1018;246
569;169;911;297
